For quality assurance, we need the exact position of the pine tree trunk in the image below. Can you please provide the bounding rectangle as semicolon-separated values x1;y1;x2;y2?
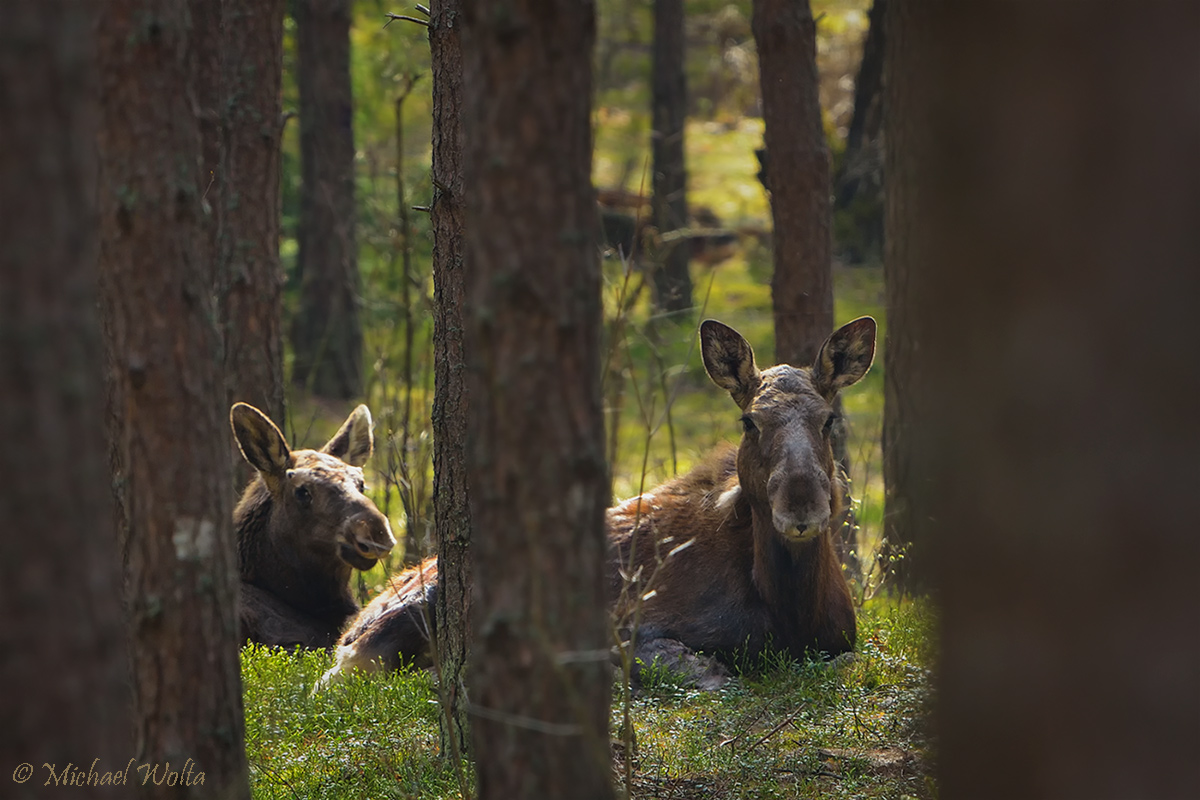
462;0;615;795
96;2;249;796
221;0;286;438
0;1;135;786
429;0;472;764
650;0;692;315
880;0;927;593
292;0;362;399
753;0;833;369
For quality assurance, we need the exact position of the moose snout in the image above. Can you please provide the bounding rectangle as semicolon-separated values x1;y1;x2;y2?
768;463;831;542
346;511;396;560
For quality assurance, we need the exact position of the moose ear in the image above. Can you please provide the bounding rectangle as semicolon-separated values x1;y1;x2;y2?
701;320;761;410
322;404;374;467
230;403;293;488
812;317;876;398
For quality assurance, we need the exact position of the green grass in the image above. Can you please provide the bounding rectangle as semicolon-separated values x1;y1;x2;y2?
242;646;463;799
243;599;934;799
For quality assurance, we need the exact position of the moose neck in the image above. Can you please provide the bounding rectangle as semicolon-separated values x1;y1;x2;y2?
747;496;851;657
234;484;358;626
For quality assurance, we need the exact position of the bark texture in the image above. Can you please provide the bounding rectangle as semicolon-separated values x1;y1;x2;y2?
650;0;692;314
221;0;286;431
292;0;362;399
914;3;1200;797
462;0;615;796
0;4;134;794
429;0;472;762
753;0;833;368
96;2;249;796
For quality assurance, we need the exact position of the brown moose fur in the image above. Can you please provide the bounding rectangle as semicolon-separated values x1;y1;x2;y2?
232;403;395;649
320;318;875;686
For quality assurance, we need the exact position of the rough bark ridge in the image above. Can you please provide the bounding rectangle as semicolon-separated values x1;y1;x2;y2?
650;0;692;314
1;2;134;790
462;0;615;796
292;0;362;399
753;0;833;369
918;4;1200;798
429;0;472;762
96;2;249;796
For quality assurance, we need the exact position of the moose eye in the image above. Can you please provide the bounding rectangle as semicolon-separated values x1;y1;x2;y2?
822;413;839;436
294;485;312;507
740;415;758;435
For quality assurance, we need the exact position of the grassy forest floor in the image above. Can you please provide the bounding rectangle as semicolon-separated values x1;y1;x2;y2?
243;599;934;800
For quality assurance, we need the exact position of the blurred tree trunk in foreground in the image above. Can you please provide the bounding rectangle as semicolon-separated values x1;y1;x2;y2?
96;2;249;797
0;3;134;793
462;0;615;796
429;0;473;765
221;0;286;442
880;0;926;593
650;0;692;315
292;0;362;399
754;0;858;576
908;3;1200;797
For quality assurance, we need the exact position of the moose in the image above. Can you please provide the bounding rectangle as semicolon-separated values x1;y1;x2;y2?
318;317;874;686
231;402;396;649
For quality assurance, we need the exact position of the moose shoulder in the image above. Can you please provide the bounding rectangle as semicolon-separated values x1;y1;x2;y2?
231;403;395;649
320;317;874;686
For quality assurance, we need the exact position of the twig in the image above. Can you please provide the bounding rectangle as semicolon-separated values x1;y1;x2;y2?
385;12;428;28
415;4;431;16
745;705;807;753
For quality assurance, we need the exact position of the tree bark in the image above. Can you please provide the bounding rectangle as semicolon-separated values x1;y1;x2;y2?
96;2;249;797
753;0;833;369
221;0;286;436
0;3;135;793
914;3;1200;797
292;0;362;400
650;0;692;315
880;0;928;593
462;0;615;796
429;0;472;764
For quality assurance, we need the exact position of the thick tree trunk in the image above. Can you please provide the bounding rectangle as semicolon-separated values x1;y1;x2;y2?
650;0;692;315
0;3;135;791
880;0;927;593
916;3;1200;797
221;0;286;435
462;0;615;796
753;0;833;369
96;2;249;797
429;0;472;764
292;0;362;399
